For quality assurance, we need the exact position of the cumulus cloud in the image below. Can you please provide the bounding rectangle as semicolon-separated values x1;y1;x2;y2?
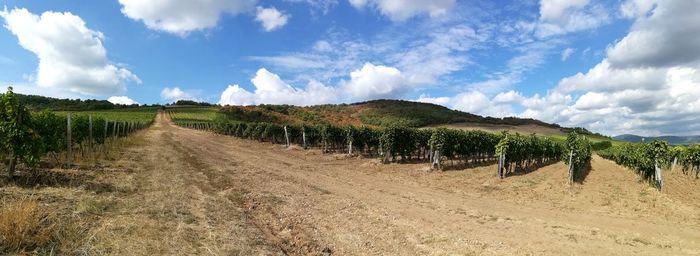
349;0;455;21
219;84;256;106
493;90;524;104
341;63;406;101
436;0;700;136
118;0;256;36
219;68;336;106
255;6;289;31
607;0;700;68
417;91;516;118
0;8;140;97
108;96;138;105
161;87;196;101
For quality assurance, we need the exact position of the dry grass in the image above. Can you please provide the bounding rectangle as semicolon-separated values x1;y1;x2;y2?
0;199;54;253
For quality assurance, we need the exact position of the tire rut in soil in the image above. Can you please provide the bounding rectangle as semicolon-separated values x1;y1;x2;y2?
164;128;332;256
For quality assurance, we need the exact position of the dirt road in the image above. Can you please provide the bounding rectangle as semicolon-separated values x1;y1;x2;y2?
91;113;700;255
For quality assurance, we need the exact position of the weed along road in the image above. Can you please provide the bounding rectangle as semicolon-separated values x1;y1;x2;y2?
77;111;697;255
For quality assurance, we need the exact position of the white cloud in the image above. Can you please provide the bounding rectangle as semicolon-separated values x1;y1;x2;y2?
313;40;333;52
536;0;610;37
0;8;140;97
219;68;336;106
561;48;575;61
416;91;515;118
607;0;700;68
253;20;487;88
161;87;196;101
493;90;524;104
466;41;558;93
219;84;255;105
557;60;666;93
539;0;589;21
416;94;450;105
118;0;256;36
255;6;289;31
341;63;406;101
499;0;700;136
452;91;514;117
285;0;338;14
349;0;455;21
108;96;138;105
620;0;656;18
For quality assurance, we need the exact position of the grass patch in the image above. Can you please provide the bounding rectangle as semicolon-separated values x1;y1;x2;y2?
76;198;114;215
0;199;55;253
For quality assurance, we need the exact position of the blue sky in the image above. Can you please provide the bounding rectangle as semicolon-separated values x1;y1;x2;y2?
1;0;699;136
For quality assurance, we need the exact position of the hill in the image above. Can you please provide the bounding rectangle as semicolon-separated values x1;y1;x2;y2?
614;134;700;145
214;99;606;138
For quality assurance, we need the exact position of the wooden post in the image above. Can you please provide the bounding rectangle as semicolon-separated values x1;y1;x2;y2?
568;150;574;185
429;145;433;163
112;121;117;138
348;141;353;155
103;120;108;142
284;126;290;147
655;160;663;191
88;115;93;155
431;150;441;170
103;120;109;154
672;157;677;172
302;128;307;149
497;152;503;178
66;113;72;168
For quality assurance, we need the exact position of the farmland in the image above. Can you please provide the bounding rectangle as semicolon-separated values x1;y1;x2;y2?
4;112;700;255
1;100;700;255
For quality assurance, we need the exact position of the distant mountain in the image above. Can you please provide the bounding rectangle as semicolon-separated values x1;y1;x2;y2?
614;134;700;145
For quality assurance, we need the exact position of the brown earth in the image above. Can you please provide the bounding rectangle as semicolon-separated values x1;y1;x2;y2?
2;112;700;255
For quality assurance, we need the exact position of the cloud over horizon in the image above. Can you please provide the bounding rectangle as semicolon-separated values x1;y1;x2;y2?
1;8;140;97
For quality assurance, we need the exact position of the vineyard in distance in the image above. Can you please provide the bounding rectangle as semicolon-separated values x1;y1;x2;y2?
1;89;700;255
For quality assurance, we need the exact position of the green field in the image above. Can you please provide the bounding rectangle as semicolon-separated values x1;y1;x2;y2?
54;107;158;122
166;106;221;122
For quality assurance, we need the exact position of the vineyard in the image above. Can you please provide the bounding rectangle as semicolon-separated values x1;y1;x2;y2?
1;100;698;255
0;87;154;177
599;140;700;190
168;108;593;179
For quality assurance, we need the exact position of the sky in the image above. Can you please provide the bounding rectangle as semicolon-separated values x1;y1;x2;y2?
0;0;699;137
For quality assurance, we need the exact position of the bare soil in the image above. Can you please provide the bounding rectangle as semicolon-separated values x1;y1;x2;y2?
2;113;700;255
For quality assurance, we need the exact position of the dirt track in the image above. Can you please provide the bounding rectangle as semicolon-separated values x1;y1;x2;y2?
93;113;700;255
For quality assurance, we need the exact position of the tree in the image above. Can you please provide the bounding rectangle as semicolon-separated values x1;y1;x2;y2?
0;87;40;177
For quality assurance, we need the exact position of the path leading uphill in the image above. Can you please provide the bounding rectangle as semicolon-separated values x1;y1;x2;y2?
95;112;700;255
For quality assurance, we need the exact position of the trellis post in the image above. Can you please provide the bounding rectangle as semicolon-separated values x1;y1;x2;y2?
497;152;504;178
88;115;93;156
655;160;663;191
568;150;574;185
66;113;72;168
302;128;307;149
